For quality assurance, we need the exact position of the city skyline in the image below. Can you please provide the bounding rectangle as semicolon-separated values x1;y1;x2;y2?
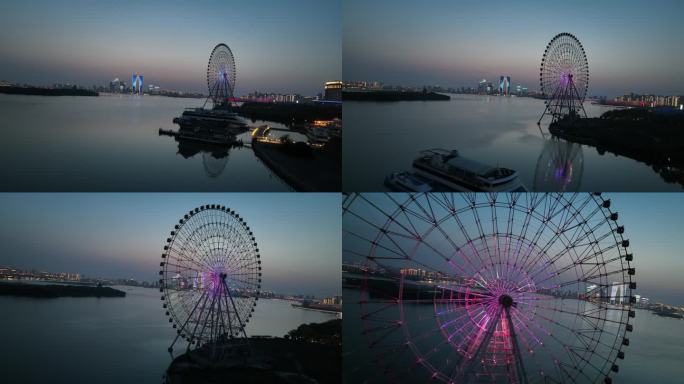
0;193;342;297
343;0;684;98
0;0;341;96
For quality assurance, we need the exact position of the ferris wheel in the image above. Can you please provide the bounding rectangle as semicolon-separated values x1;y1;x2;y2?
206;43;236;108
538;33;589;124
160;204;261;357
343;193;635;384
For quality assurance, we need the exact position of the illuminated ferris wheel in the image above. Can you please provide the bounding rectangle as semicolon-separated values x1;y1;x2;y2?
344;193;636;384
538;33;589;124
160;204;261;357
206;43;236;108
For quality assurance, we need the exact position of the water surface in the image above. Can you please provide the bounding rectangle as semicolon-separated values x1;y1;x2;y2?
343;94;680;191
343;289;684;383
0;286;336;383
0;94;291;191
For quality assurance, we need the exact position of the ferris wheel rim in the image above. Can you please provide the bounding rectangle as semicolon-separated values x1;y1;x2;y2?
160;204;261;345
539;33;589;101
206;43;236;105
344;193;635;383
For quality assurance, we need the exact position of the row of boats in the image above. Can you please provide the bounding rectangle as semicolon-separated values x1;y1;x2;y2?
385;149;527;192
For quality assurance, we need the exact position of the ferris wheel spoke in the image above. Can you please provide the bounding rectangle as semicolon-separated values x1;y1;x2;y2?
344;229;411;260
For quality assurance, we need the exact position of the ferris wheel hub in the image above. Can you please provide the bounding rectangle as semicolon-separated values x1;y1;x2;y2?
498;294;514;308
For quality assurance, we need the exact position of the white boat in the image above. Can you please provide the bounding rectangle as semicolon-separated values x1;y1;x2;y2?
384;172;433;192
412;149;526;192
181;107;245;126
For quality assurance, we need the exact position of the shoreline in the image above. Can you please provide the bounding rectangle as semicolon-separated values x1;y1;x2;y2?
0;86;98;97
342;90;450;101
549;109;684;187
0;281;126;298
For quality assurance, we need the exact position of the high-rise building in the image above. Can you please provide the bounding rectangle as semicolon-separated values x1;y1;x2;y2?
324;81;343;101
131;73;144;94
477;79;494;94
609;282;629;304
110;78;120;93
499;76;511;95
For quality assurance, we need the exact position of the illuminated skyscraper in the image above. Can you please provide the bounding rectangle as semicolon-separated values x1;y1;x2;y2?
130;73;144;94
499;76;511;95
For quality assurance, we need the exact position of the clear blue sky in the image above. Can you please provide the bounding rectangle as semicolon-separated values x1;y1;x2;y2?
0;0;341;95
343;0;684;97
0;193;341;297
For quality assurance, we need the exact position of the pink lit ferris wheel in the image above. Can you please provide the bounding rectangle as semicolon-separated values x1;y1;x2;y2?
538;33;589;124
344;193;635;384
160;204;262;356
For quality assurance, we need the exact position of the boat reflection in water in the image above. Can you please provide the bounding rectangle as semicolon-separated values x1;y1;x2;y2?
159;111;250;178
534;138;584;191
173;139;231;178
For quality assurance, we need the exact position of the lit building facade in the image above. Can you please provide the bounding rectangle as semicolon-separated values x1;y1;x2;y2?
499;76;511;95
478;79;494;94
131;73;144;94
324;81;343;101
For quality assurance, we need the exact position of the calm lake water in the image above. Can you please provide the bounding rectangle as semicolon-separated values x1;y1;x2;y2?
0;286;337;383
343;289;684;384
0;94;291;191
343;94;681;192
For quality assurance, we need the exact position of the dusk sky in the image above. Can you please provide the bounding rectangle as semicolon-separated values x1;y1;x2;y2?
344;0;684;97
0;193;341;297
0;0;341;96
613;194;684;307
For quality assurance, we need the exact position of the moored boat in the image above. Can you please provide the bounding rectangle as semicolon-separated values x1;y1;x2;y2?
412;149;526;192
384;171;433;192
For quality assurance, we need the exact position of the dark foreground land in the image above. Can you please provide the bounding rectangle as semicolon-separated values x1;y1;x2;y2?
236;101;341;126
0;86;98;96
343;90;450;101
549;108;684;186
252;137;341;191
0;281;126;298
165;319;341;384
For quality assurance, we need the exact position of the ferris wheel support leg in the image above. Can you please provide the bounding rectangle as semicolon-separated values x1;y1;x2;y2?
196;293;218;349
505;306;529;384
168;290;209;354
186;291;212;352
223;279;253;353
572;82;588;119
455;306;503;382
538;82;563;125
203;80;220;109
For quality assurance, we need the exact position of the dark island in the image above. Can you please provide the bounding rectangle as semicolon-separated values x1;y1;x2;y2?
165;319;341;384
343;90;450;101
549;108;684;187
235;101;341;126
0;282;126;298
0;86;98;97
